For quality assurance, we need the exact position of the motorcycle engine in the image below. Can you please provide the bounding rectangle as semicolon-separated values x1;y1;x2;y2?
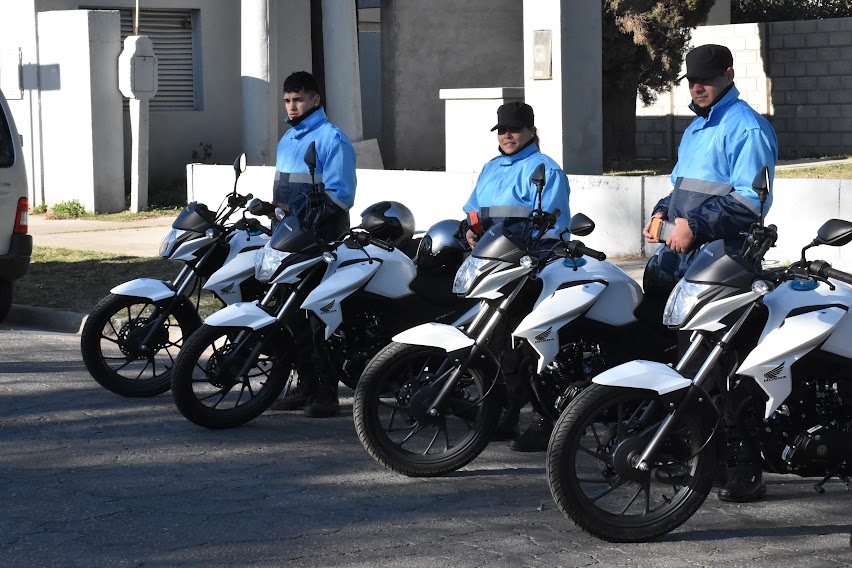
327;310;385;385
761;378;852;477
538;340;607;414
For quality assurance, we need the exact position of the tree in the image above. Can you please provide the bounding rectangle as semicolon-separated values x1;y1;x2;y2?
732;0;852;22
602;0;716;166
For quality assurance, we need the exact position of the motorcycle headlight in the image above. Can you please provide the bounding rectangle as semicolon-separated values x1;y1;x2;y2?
255;242;290;282
159;228;197;257
663;281;713;327
452;256;493;295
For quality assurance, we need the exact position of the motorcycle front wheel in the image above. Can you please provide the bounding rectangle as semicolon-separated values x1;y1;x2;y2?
546;384;716;543
171;324;292;429
80;293;201;397
353;342;500;477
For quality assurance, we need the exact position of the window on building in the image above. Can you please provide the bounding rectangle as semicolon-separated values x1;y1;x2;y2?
84;7;202;111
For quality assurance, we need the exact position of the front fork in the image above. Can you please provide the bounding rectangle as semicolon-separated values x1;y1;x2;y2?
226;266;322;383
138;245;219;351
425;276;530;416
633;303;758;472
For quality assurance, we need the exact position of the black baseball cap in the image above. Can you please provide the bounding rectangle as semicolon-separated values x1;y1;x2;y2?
679;44;733;82
491;102;535;131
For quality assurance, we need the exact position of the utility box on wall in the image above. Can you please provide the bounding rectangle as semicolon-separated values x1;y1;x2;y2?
118;35;158;100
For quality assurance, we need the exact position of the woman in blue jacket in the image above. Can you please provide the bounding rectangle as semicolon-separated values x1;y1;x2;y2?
464;102;571;452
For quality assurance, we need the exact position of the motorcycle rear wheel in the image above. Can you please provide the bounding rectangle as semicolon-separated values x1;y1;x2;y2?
547;384;716;543
353;342;500;477
171;324;292;428
80;293;201;397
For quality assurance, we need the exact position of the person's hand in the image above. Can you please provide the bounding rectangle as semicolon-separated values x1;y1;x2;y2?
466;229;478;248
643;212;664;242
666;217;694;253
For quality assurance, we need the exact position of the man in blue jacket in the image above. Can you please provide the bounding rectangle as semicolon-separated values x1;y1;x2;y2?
643;44;778;502
271;71;357;418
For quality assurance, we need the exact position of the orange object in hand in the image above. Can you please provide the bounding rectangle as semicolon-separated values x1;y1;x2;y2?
468;210;483;236
650;217;674;241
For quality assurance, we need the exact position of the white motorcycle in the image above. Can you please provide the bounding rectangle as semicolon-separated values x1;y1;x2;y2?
547;167;852;542
80;154;271;397
352;163;675;478
170;143;477;429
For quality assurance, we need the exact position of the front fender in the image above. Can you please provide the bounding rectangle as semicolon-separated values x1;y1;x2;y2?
592;360;692;395
111;278;176;302
204;301;276;329
392;322;475;352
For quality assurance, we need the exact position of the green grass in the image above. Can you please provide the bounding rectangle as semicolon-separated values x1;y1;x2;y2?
775;162;852;179
15;247;220;316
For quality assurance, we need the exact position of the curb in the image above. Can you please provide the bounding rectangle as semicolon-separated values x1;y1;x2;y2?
5;304;88;335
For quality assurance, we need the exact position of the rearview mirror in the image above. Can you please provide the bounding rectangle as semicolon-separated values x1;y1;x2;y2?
530;162;546;189
567;213;595;237
751;165;770;195
815;219;852;247
304;141;317;172
233;153;247;175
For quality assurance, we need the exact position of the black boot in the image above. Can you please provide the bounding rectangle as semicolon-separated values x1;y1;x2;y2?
494;404;521;442
508;413;553;452
270;382;313;411
717;441;766;502
303;375;340;418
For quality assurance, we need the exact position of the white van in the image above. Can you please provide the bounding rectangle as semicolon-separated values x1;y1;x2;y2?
0;88;31;321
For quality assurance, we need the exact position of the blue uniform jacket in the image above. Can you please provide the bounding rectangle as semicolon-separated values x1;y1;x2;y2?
656;85;777;242
650;85;778;286
274;107;356;233
463;143;571;238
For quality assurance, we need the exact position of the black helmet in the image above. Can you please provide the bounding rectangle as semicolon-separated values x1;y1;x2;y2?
359;201;416;245
416;219;466;272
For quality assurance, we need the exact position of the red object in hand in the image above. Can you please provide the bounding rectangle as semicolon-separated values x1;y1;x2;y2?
468;210;483;236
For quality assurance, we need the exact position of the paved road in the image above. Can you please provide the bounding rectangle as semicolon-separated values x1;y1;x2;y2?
1;325;850;567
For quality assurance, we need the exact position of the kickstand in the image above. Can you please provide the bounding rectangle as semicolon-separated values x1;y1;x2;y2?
813;465;844;494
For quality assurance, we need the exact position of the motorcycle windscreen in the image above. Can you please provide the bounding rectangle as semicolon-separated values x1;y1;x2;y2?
173;202;216;232
269;214;322;254
472;219;529;264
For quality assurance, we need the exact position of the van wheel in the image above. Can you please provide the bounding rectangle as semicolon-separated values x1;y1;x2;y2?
0;279;13;323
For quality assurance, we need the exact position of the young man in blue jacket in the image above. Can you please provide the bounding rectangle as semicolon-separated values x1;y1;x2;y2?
643;44;778;502
271;71;357;418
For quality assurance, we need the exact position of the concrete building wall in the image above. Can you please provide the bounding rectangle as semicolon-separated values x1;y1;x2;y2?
380;0;524;171
37;10;125;212
635;17;852;161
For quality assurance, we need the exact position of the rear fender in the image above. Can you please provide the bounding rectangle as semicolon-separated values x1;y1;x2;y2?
111;278;176;302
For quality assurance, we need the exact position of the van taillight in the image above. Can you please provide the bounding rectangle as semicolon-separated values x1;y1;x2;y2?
14;197;28;234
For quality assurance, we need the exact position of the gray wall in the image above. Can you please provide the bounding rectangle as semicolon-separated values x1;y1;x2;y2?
380;0;524;170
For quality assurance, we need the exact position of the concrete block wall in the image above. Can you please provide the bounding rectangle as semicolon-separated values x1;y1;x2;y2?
767;18;852;158
635;18;852;160
187;165;852;269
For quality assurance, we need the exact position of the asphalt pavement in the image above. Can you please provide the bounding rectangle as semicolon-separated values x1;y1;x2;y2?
1;327;850;567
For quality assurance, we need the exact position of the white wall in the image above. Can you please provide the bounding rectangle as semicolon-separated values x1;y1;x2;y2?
38;10;125;212
187;165;852;269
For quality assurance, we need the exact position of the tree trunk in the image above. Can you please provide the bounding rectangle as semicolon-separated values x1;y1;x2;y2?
602;80;639;168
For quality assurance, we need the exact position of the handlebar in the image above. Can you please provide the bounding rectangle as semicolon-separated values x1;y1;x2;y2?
563;240;606;261
351;230;395;252
807;260;852;286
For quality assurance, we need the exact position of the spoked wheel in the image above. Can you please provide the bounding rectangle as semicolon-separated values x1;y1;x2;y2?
353;342;500;477
547;384;716;543
81;293;201;397
171;324;292;429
